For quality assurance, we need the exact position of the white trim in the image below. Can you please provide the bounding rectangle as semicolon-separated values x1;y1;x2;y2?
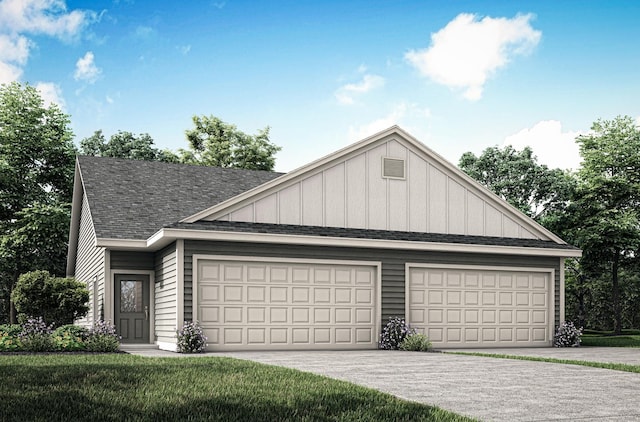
104;250;111;322
151;228;582;258
156;340;178;352
191;254;382;348
405;262;556;347
559;258;565;325
176;239;185;330
110;269;155;345
96;238;148;248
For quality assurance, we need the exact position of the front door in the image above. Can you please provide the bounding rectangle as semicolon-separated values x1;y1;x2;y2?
114;274;150;343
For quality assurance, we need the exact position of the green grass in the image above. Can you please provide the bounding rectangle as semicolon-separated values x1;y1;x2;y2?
446;351;640;374
581;330;640;347
0;354;475;422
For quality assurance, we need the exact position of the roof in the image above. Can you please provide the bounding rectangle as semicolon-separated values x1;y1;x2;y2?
166;220;580;251
77;155;284;240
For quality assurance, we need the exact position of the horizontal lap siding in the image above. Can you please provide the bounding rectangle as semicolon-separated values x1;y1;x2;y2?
74;193;105;327
183;240;561;329
111;251;155;270
154;243;177;344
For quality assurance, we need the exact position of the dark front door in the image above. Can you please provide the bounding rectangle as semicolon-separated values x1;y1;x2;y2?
114;274;150;343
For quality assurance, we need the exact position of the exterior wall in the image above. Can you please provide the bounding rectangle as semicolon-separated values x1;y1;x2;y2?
74;193;105;327
210;137;542;240
154;243;178;345
111;251;155;270
183;240;562;329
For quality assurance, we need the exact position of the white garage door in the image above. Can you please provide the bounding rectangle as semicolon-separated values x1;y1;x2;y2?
408;265;553;348
195;257;378;351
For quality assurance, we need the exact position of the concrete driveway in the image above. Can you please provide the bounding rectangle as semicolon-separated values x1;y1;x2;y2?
214;349;640;422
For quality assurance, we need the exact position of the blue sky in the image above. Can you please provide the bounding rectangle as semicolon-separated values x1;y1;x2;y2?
2;0;640;172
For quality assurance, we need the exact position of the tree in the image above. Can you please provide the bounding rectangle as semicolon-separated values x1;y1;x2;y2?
11;270;89;326
568;116;640;334
80;130;179;162
181;115;281;170
459;145;575;221
0;82;77;323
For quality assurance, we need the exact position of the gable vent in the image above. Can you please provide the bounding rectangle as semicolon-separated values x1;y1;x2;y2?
382;157;405;179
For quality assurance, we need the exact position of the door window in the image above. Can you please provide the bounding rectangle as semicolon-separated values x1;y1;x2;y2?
120;280;143;312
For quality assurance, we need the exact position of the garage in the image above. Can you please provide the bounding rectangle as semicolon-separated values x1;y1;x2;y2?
407;264;554;348
194;256;380;351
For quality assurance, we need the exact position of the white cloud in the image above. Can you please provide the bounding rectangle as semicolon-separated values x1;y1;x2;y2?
0;0;93;39
74;51;101;83
178;44;191;55
405;13;541;100
0;0;96;83
335;73;385;105
503;120;582;170
35;81;65;109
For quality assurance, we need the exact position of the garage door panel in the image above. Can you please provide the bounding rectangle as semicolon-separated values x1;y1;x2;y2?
409;266;552;348
198;259;377;350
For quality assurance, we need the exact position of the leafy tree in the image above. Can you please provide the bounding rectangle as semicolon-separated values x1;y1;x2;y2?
0;82;77;323
181;115;281;170
568;116;640;334
459;145;575;220
11;270;89;326
80;130;179;162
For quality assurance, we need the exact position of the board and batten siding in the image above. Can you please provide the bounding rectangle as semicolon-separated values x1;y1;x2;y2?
209;138;542;240
154;243;178;344
183;240;562;329
74;193;105;327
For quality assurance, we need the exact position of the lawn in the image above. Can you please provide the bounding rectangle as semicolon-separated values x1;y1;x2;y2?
581;329;640;348
0;354;475;422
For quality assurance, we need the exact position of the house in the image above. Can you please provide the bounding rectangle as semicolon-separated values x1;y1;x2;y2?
66;126;581;351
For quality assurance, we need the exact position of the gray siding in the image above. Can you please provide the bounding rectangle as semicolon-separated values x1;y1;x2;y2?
183;240;561;328
154;243;178;344
111;251;155;270
74;193;105;327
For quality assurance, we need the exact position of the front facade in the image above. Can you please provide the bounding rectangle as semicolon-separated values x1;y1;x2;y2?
67;127;580;351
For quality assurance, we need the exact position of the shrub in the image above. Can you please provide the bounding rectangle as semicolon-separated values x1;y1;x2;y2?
85;320;120;352
399;333;432;351
554;321;583;347
379;317;416;350
19;316;54;352
11;271;89;326
0;324;22;351
177;321;207;353
52;325;89;351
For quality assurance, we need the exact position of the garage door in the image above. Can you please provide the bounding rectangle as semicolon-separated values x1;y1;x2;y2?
407;265;553;348
195;257;378;351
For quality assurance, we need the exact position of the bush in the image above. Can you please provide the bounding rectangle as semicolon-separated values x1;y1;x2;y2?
85;320;120;352
19;316;54;352
379;317;416;350
0;324;22;351
11;271;89;326
52;325;89;351
554;321;583;347
399;333;432;351
177;321;207;353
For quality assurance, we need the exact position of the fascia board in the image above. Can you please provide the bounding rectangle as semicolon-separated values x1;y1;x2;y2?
180;126;403;223
95;238;148;249
65;160;84;276
149;228;583;258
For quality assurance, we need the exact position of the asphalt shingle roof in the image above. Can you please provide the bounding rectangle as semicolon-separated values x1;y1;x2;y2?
166;220;578;250
78;156;283;240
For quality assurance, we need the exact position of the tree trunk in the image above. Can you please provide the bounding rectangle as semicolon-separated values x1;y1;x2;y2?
612;249;622;335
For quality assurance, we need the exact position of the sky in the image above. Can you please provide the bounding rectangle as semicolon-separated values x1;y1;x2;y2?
2;0;640;172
